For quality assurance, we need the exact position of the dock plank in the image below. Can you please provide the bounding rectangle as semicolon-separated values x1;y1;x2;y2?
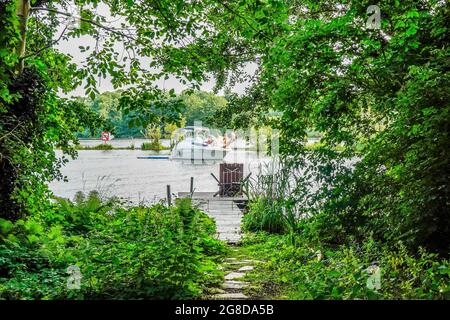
178;192;246;244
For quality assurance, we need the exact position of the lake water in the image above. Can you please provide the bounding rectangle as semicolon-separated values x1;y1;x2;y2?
50;141;271;204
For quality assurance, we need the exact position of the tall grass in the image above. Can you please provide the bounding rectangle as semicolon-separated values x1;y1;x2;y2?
77;143;113;150
243;158;309;235
141;141;169;151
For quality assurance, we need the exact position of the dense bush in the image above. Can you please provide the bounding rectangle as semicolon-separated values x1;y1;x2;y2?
0;193;226;299
242;157;449;300
242;233;450;300
0;67;105;221
259;0;450;253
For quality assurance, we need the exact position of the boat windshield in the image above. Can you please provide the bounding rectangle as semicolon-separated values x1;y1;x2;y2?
175;127;210;140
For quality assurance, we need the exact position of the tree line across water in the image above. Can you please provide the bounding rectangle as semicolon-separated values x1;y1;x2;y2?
75;90;228;139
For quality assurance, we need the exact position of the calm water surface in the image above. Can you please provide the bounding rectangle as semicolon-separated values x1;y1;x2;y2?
50;145;270;204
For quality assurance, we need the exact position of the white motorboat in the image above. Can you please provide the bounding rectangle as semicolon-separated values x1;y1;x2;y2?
228;138;256;150
171;126;229;160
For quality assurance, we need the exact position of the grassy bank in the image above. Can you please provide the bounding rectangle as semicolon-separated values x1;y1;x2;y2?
74;143;170;151
76;143;115;150
236;232;449;300
141;141;169;151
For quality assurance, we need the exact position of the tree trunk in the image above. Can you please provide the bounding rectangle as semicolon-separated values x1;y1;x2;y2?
16;0;30;74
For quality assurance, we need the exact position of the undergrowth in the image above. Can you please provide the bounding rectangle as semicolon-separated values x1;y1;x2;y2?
0;193;226;299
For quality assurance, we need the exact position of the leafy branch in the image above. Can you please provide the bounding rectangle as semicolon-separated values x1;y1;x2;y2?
30;6;137;41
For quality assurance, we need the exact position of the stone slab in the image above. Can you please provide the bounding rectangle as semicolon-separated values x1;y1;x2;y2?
212;293;248;300
225;272;245;280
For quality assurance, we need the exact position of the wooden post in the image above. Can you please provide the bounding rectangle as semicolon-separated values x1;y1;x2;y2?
190;177;194;196
166;185;171;206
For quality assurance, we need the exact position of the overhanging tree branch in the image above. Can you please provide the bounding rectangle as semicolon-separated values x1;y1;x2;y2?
20;24;69;60
30;6;137;41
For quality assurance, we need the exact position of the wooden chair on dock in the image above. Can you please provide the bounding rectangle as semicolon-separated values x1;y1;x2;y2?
211;163;251;197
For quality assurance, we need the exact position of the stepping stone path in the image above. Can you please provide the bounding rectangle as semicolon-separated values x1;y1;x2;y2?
238;266;254;272
225;272;246;280
178;193;261;299
208;248;262;300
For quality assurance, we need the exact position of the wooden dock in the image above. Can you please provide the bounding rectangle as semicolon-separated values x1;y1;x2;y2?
178;192;247;244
